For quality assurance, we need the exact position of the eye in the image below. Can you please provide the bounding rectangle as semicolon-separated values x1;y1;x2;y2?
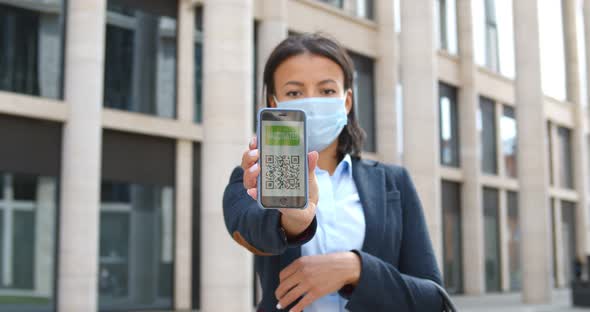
321;89;337;96
286;90;303;97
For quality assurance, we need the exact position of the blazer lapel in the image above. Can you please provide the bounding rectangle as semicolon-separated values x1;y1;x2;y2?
352;158;386;256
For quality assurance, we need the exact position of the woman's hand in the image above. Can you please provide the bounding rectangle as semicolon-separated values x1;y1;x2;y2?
241;136;320;238
275;252;361;311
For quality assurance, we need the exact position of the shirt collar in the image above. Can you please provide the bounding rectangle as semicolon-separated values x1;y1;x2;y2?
336;153;353;178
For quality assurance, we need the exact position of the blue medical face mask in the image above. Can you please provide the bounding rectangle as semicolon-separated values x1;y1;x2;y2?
274;95;348;152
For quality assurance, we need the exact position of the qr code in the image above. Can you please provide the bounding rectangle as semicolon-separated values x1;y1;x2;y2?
264;155;301;190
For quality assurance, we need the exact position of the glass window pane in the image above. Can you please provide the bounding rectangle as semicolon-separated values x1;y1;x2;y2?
439;83;460;167
194;7;203;123
548;122;554;185
0;2;64;99
0;174;58;311
501;106;517;178
317;0;344;9
436;0;458;54
12;174;37;201
558;126;574;189
539;0;567;101
561;201;577;283
0;175;3;200
480;97;497;174
507;191;521;290
356;0;374;20
99;181;174;311
441;181;463;294
350;52;376;153
104;0;177;118
483;187;501;292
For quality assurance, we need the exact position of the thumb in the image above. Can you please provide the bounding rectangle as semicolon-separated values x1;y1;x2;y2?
307;151;319;175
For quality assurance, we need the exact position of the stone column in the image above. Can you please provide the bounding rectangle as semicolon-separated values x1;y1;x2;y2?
456;0;485;295
565;0;590;265
58;0;106;311
375;0;398;164
175;1;195;309
256;0;287;108
201;0;254;310
513;0;552;303
400;0;442;265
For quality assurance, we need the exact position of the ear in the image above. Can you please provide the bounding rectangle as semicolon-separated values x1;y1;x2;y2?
344;89;353;114
268;96;277;108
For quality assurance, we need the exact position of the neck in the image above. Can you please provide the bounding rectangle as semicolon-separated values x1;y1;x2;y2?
317;140;342;175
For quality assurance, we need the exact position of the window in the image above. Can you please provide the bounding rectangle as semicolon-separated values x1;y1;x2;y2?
435;0;458;54
100;130;176;311
561;201;577;283
99;181;174;311
318;0;343;9
473;0;515;77
0;173;58;312
439;83;460;167
194;7;203;123
441;181;463;294
501;106;517;178
548;122;554;185
507;191;521;290
538;0;566;100
350;52;376;153
483;187;501;292
557;126;574;189
0;1;65;99
104;0;178;118
484;0;499;71
480;97;497;174
355;0;374;20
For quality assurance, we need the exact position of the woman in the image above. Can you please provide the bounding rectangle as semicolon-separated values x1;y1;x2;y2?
223;33;444;312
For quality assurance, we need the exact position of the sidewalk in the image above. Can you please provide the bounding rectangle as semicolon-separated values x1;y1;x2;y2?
452;289;588;311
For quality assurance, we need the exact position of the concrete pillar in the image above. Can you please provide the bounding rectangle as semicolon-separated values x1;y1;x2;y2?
583;0;590;259
564;0;590;264
34;177;57;297
58;0;106;311
456;0;485;295
400;0;442;265
256;0;287;108
175;1;195;309
375;0;399;164
201;0;254;311
513;0;552;303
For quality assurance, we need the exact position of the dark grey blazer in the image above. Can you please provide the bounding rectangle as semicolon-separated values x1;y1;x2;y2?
223;157;444;311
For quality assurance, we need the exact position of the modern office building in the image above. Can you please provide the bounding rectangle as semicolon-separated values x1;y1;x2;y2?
0;0;588;311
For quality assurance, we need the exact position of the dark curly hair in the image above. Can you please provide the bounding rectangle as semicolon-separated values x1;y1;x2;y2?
262;32;366;158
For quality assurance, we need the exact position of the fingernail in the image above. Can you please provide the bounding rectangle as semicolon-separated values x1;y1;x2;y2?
248;149;258;157
249;163;258;172
276;303;282;309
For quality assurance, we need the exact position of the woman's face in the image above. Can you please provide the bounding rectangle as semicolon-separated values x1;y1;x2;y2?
270;53;353;114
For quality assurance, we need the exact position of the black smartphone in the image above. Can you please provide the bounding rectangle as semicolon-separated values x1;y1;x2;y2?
257;108;308;209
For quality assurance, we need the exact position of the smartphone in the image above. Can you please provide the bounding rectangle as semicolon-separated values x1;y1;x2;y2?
257;108;308;209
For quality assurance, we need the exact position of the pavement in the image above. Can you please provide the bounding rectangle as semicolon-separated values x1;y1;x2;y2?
452;289;589;311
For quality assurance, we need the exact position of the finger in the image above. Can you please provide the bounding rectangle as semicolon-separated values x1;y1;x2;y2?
241;149;259;170
243;163;259;189
279;258;302;282
249;136;257;150
307;151;319;174
247;188;257;200
289;293;317;312
275;271;301;301
276;283;307;311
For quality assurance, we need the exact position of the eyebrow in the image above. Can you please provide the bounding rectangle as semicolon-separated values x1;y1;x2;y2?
282;79;338;87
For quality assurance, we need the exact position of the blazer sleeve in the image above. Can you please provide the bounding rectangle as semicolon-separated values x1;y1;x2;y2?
343;166;444;311
222;166;317;256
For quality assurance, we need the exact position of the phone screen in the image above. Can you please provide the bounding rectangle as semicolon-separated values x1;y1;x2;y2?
259;110;307;208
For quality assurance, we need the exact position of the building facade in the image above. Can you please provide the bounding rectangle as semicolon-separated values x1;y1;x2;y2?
0;0;588;311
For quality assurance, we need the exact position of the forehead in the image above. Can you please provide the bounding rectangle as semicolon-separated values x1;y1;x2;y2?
274;53;344;85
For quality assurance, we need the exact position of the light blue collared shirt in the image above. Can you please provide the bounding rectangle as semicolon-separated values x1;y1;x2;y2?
301;154;366;312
